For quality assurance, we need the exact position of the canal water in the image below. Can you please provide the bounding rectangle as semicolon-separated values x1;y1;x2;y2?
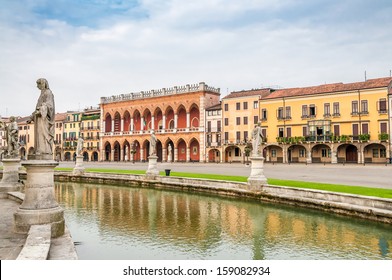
55;182;392;260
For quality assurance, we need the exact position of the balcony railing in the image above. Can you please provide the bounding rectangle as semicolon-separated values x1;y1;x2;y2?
276;134;372;144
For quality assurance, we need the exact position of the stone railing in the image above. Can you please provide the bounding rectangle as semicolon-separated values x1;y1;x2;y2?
100;82;220;104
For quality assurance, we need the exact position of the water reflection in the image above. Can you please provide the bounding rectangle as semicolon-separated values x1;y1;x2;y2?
55;182;392;260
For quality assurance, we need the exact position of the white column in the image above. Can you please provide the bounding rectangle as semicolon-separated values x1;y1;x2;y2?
102;120;106;132
141;117;144;131
174;114;178;129
162;148;167;162
151;116;155;131
121;118;124;132
186;112;190;129
174;148;178;162
120;147;124;161
162;115;166;130
111;149;115;161
140;148;144;161
111;119;114;133
186;147;190;162
130;118;134;132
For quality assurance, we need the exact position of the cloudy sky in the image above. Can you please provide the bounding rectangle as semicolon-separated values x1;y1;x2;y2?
1;0;391;116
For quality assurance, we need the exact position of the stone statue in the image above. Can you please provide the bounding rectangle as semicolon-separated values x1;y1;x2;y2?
27;78;55;159
149;131;157;156
167;144;172;162
76;137;84;155
0;116;19;158
251;123;263;156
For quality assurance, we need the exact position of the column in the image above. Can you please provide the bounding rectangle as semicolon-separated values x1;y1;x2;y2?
186;147;190;162
186;112;190;131
111;119;114;133
120;147;124;161
141;117;144;131
174;114;178;129
282;145;287;163
130;118;134;132
306;149;312;164
151;116;155;131
111;149;115;161
162;148;167;162
140;148;144;161
331;143;338;164
162;115;166;131
174;148;178;162
121;118;124;132
102;120;106;132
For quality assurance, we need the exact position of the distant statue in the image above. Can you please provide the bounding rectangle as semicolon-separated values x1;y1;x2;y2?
76;137;84;155
149;131;157;156
0;116;19;158
167;144;172;161
251;123;263;156
27;78;55;159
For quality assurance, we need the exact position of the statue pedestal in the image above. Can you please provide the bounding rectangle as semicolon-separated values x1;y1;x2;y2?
146;155;159;179
0;158;23;192
14;160;64;238
73;155;85;175
247;156;267;191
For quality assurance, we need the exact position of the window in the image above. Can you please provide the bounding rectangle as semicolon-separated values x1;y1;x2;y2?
224;104;229;111
207;121;211;132
309;104;316;117
253;101;258;109
224;118;228;126
321;149;330;158
334;125;340;136
351;101;358;115
302;126;307;137
278;128;284;137
378;99;387;113
299;149;306;157
261;109;267;120
235;147;241;157
236;131;241;142
243;102;248;110
277;107;284;120
373;149;379;158
243;116;248;125
286;127;291;137
380;149;386;158
224;132;229;142
324;103;331;117
236;117;241;125
244;131;248;141
285;106;291;119
333;102;340;116
302;105;308;118
352;123;359;136
361;100;368;114
217;121;221;132
380;122;387;133
64;124;67;129
271;149;277;158
254;116;258;124
362;123;369;134
236;102;240;110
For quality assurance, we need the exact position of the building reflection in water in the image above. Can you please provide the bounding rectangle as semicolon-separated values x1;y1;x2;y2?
55;182;392;260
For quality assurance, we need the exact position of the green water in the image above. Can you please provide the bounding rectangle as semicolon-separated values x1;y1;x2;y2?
55;182;392;260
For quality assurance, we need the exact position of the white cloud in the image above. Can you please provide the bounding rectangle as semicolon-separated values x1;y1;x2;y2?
0;0;391;117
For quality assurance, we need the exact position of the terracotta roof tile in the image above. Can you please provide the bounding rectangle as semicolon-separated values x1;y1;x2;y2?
223;88;273;99
206;103;221;111
263;77;392;100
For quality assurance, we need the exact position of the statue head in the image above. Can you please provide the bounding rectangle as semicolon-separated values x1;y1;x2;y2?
36;78;50;90
9;116;15;122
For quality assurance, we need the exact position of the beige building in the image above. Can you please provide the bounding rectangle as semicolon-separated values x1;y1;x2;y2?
205;103;222;162
54;113;67;161
221;89;271;162
63;111;82;161
80;107;100;161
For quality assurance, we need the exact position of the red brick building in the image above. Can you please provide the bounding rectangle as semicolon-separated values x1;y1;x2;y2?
100;82;220;162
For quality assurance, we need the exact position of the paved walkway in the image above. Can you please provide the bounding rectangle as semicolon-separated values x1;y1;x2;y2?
0;198;26;260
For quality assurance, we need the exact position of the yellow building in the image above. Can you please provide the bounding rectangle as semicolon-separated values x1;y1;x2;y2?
63;111;82;161
259;77;392;164
221;89;271;162
80;107;100;161
54;113;67;161
17;116;34;159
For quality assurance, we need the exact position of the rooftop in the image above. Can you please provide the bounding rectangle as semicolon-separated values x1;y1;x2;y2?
263;77;392;100
223;88;272;100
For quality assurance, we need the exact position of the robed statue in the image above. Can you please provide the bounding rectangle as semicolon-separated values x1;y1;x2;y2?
0;116;19;158
251;123;263;156
27;78;55;159
149;131;157;156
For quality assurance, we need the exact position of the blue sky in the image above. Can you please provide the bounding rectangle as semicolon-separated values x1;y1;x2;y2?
1;0;391;116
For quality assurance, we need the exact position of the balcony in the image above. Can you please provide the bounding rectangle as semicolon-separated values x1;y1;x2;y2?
275;134;372;144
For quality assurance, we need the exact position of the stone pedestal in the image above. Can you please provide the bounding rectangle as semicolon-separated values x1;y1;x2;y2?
14;160;64;238
146;155;159;179
0;158;23;192
247;156;267;191
72;155;85;175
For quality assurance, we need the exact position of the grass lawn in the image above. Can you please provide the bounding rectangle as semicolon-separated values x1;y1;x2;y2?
53;167;392;199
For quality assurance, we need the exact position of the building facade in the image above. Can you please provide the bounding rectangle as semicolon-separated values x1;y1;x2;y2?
80;107;100;161
100;82;220;162
63;111;82;161
205;103;222;162
259;77;392;164
221;89;271;163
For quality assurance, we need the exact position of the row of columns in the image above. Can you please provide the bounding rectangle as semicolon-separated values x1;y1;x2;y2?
106;112;192;133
